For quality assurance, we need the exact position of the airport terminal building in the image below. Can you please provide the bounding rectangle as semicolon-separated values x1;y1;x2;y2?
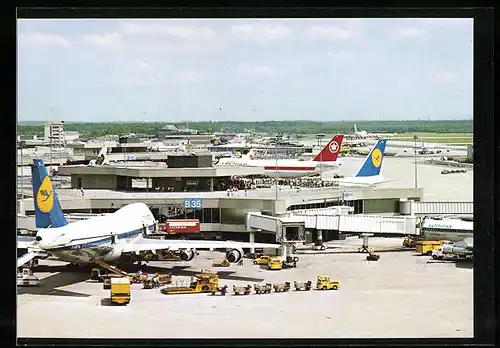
19;157;424;242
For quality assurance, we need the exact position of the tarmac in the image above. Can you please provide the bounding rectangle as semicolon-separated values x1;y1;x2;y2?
17;243;473;339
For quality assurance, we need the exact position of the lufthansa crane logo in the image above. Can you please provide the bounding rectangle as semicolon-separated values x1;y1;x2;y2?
329;141;339;154
36;176;54;213
371;148;383;168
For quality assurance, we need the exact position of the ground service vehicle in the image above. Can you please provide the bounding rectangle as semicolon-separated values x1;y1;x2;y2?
366;252;380;261
254;283;272;294
103;274;123;289
212;258;230;267
282;256;299;268
233;285;252;295
431;248;456;260
161;271;219;295
416;240;447;255
268;257;283;270
110;277;131;305
253;255;271;265
130;272;149;283
17;268;40;287
211;285;228;296
90;268;104;282
143;278;159;289
316;275;340;290
273;282;291;292
103;278;112;290
403;237;416;248
294;281;312;291
313;240;326;251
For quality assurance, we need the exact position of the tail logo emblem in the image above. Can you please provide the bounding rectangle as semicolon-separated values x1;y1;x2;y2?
329;141;339;154
36;176;54;213
371;148;383;168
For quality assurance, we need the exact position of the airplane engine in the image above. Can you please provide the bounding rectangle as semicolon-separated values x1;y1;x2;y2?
102;246;123;262
226;248;243;263
179;249;197;261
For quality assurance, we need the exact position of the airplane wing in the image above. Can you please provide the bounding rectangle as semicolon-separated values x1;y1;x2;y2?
122;236;281;254
18;235;37;249
17;252;37;268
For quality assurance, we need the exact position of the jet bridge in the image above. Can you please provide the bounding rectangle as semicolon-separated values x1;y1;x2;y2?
247;211;418;238
246;212;306;243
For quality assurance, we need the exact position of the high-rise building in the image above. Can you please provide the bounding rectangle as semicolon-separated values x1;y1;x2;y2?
44;120;65;147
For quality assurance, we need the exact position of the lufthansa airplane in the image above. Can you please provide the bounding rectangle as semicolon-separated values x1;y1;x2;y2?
331;139;392;187
18;159;281;267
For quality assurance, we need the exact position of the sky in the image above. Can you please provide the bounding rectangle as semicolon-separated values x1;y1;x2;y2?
17;18;473;122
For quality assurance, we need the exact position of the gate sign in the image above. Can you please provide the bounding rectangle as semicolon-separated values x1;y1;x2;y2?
166;219;200;234
184;198;202;210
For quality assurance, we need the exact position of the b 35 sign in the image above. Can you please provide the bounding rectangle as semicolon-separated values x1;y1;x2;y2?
184;198;202;210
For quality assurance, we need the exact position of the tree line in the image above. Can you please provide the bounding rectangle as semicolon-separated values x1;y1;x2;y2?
17;120;473;139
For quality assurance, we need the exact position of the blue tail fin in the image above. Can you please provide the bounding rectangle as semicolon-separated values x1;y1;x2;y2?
355;139;387;177
31;159;68;228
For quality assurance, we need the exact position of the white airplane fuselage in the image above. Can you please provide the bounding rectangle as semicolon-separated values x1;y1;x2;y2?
333;175;385;187
35;203;156;264
216;158;340;178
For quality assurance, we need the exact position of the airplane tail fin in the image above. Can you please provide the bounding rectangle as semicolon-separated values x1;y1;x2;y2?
89;145;109;166
313;134;344;162
354;139;388;177
31;159;68;228
354;124;358;133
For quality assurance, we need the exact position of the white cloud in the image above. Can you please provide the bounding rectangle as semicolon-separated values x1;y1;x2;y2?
82;32;122;48
394;27;428;38
431;72;459;83
121;23;217;41
19;33;71;48
307;25;358;40
231;23;291;41
237;64;278;76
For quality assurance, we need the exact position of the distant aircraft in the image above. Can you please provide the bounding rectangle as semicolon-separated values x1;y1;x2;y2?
210;137;229;146
352;124;394;139
88;145;110;166
331;139;393;187
17;159;280;268
354;124;368;138
216;135;344;178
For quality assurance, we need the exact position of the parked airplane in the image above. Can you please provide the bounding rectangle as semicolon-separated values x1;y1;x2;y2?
419;216;473;242
148;142;185;152
352;124;395;139
215;135;344;178
331;139;392;187
354;124;368;138
17;159;281;268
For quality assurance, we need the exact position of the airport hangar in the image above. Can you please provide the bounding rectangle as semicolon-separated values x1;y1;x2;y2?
20;154;426;244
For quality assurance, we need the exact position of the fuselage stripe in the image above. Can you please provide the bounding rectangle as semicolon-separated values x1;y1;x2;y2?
44;224;155;252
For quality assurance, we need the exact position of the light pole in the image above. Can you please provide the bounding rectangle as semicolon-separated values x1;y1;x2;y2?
414;134;418;188
275;134;281;201
19;141;25;199
316;134;325;180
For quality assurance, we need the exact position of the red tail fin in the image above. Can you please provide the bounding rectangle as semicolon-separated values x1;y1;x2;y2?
313;134;344;162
